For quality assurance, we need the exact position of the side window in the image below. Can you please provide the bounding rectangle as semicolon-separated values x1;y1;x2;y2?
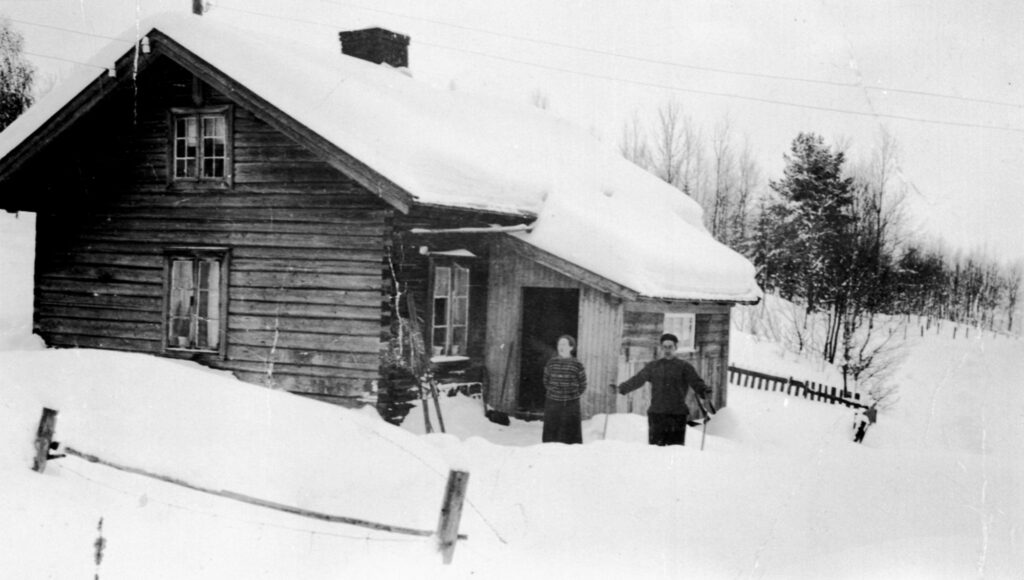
165;249;229;355
171;106;231;183
663;312;696;352
431;263;470;356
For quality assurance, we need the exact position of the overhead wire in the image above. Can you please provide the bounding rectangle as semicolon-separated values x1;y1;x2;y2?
12;5;1022;132
320;0;1023;110
416;39;1024;134
213;3;1023;134
23;50;107;69
5;16;134;43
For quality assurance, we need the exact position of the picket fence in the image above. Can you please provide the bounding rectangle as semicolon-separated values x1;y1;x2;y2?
728;365;867;410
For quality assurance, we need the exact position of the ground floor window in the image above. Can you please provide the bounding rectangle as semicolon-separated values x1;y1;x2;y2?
165;249;228;355
431;263;470;356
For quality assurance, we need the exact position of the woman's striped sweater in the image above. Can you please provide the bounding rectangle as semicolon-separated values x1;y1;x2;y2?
543;356;587;402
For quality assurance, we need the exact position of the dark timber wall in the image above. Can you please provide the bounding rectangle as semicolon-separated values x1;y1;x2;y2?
13;57;389;399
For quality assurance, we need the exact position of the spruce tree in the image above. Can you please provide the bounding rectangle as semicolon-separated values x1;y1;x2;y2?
767;133;855;314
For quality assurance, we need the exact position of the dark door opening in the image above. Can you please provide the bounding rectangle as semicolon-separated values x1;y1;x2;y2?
518;287;580;418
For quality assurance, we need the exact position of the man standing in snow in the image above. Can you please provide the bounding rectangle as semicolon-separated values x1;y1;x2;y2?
611;333;711;446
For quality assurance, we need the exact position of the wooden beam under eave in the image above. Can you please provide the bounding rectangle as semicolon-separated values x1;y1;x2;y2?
146;30;414;214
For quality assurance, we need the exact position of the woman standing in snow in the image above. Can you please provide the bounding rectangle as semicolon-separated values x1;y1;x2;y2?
542;335;587;444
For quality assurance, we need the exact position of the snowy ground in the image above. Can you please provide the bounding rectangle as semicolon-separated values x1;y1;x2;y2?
1;323;1021;579
2;211;1021;579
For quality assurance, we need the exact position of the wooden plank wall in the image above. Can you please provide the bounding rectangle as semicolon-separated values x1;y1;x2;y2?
485;238;623;418
27;58;389;399
619;302;732;412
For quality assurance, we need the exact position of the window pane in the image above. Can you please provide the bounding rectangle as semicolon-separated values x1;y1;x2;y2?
452;296;468;325
433;297;448;325
201;116;226;178
452;326;466;352
453;265;469;297
169;260;194;347
434;266;450;295
201;260;220;349
173;117;198;178
433;327;448;350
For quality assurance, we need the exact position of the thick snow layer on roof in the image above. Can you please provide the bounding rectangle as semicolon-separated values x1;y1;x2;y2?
0;12;760;302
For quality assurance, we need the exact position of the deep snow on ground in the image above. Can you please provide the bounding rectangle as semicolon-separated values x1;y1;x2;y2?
1;324;1022;579
1;212;1020;577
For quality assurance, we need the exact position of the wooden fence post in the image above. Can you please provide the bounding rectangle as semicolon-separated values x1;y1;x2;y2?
436;469;470;564
33;408;59;473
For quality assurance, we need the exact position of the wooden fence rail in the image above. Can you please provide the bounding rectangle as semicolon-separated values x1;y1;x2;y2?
30;408;469;563
728;365;867;410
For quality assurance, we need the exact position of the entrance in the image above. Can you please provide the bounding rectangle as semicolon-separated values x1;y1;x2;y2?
518;287;580;418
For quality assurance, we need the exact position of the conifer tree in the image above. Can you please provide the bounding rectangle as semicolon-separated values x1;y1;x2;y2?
766;132;855;315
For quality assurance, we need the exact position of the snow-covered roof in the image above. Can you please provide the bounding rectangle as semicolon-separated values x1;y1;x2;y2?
0;12;761;303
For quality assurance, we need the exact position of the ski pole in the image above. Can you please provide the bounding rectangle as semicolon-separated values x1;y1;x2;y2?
695;398;711;451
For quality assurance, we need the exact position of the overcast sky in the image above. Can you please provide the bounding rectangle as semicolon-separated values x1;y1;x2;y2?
3;0;1022;264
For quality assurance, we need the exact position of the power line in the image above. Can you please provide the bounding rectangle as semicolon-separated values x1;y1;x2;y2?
216;4;1023;134
419;40;1024;134
6;16;134;43
321;0;1023;110
23;50;108;69
18;7;1024;134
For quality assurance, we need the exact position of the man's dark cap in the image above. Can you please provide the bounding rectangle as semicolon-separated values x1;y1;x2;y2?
659;333;679;345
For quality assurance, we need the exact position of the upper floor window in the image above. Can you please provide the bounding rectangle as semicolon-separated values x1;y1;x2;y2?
431;263;470;357
165;248;229;356
171;106;231;183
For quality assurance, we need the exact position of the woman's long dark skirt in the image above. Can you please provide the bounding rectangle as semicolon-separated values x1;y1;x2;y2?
542;398;583;444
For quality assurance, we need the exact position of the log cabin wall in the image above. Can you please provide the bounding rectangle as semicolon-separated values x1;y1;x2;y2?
17;57;390;401
620;301;732;412
485;237;623;419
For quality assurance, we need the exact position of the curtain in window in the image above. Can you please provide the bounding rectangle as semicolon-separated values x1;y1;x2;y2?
168;257;221;351
169;259;194;347
431;264;470;356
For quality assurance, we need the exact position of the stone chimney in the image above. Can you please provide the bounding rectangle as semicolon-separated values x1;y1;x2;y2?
339;28;410;68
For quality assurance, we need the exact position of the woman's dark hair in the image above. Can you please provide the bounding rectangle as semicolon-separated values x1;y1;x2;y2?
556;334;577;354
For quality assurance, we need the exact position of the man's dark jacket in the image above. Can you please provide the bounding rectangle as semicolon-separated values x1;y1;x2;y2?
617;357;710;415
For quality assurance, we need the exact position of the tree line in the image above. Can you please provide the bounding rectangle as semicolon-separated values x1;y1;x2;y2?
619;100;1021;392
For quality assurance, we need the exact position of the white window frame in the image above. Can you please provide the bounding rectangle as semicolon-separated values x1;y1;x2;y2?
663;312;696;353
164;248;229;357
170;106;232;184
431;262;470;357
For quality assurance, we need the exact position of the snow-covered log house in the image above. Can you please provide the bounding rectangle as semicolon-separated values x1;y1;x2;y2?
0;11;760;419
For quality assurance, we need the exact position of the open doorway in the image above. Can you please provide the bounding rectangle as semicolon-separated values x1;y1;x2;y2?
518;287;580;418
